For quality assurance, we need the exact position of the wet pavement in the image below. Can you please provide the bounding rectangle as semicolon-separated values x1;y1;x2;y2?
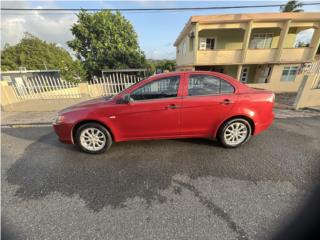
2;116;320;240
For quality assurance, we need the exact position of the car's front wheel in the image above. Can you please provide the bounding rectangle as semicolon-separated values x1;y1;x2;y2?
218;118;251;148
75;123;112;154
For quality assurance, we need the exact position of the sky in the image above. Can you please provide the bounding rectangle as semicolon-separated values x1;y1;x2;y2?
1;0;320;60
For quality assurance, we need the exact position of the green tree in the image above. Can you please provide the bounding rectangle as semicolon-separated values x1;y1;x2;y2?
146;59;176;74
1;33;85;82
280;0;303;12
68;10;146;78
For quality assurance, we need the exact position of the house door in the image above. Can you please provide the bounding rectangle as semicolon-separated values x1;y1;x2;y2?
240;67;250;83
258;66;272;83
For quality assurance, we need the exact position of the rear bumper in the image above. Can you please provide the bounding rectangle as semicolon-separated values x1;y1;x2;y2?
52;123;74;144
254;112;274;135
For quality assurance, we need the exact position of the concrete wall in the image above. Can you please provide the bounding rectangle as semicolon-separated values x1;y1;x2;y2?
294;74;320;109
224;65;238;78
1;82;20;111
176;25;196;66
1;82;93;112
247;64;304;92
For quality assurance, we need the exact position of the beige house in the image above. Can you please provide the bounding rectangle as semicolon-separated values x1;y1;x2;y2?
174;12;320;92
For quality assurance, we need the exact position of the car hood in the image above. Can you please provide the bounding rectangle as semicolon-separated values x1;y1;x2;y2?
59;96;114;114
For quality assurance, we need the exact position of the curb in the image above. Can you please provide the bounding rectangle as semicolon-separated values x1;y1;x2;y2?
1;122;52;128
305;107;320;113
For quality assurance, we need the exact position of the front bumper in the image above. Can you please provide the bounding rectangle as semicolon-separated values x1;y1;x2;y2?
52;123;74;144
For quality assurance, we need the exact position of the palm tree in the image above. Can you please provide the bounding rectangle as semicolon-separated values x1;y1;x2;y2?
280;0;304;12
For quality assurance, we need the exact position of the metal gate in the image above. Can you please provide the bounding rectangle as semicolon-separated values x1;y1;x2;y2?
88;69;146;96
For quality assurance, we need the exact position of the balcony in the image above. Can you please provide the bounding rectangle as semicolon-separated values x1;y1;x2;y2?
280;48;312;62
244;49;278;63
196;49;243;65
194;47;313;65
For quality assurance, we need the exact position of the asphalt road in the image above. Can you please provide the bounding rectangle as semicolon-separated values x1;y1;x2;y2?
2;117;320;240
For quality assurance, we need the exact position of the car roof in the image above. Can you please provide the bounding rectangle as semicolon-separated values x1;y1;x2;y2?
150;71;232;78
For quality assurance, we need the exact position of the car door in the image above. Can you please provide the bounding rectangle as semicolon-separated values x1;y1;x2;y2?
180;73;237;137
114;75;183;140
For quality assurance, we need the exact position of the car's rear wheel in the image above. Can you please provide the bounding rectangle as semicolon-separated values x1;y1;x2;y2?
218;118;251;148
76;123;112;154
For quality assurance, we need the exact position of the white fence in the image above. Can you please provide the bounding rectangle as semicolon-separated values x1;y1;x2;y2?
88;73;144;96
12;76;81;100
10;72;145;101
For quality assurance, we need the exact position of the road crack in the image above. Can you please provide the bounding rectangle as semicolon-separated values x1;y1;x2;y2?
173;179;249;240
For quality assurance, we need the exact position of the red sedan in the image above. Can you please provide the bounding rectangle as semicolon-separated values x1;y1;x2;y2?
53;71;274;154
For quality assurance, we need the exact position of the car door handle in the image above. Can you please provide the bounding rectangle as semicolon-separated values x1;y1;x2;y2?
220;99;234;105
166;104;178;109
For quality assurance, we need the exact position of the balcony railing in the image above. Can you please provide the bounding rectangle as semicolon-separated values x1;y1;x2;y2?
280;48;312;62
245;48;278;63
194;47;312;65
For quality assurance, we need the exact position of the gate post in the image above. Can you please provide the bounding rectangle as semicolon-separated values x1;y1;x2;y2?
1;81;20;111
78;82;90;98
293;75;309;110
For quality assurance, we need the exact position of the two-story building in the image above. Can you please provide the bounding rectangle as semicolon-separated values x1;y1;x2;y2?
174;12;320;92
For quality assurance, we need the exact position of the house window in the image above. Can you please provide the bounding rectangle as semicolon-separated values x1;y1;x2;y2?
250;33;273;49
281;66;298;82
206;38;215;49
199;38;216;50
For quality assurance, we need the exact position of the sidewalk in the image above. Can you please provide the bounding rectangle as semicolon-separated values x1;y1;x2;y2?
1;107;320;126
1;111;56;126
274;108;320;118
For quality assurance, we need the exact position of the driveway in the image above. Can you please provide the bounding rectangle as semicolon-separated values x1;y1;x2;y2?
2;116;320;240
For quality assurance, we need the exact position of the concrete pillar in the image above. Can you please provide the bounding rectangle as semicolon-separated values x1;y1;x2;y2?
294;75;310;109
78;82;90;98
193;22;199;66
276;20;291;62
241;20;253;63
1;81;19;107
236;65;243;81
309;27;320;60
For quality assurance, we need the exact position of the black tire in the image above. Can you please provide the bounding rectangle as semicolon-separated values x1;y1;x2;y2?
218;118;252;148
75;123;112;154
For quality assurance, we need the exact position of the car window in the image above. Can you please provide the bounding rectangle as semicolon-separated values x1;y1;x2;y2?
220;79;235;93
131;76;180;101
188;75;234;96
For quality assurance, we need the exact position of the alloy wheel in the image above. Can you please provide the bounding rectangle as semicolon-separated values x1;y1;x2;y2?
79;127;107;151
223;122;248;146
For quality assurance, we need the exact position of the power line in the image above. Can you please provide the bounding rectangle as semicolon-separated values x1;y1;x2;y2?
2;2;320;12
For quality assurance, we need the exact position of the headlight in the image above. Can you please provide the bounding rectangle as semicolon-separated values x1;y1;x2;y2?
54;115;65;124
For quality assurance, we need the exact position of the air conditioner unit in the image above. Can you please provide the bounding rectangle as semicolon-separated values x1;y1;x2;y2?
199;38;206;50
